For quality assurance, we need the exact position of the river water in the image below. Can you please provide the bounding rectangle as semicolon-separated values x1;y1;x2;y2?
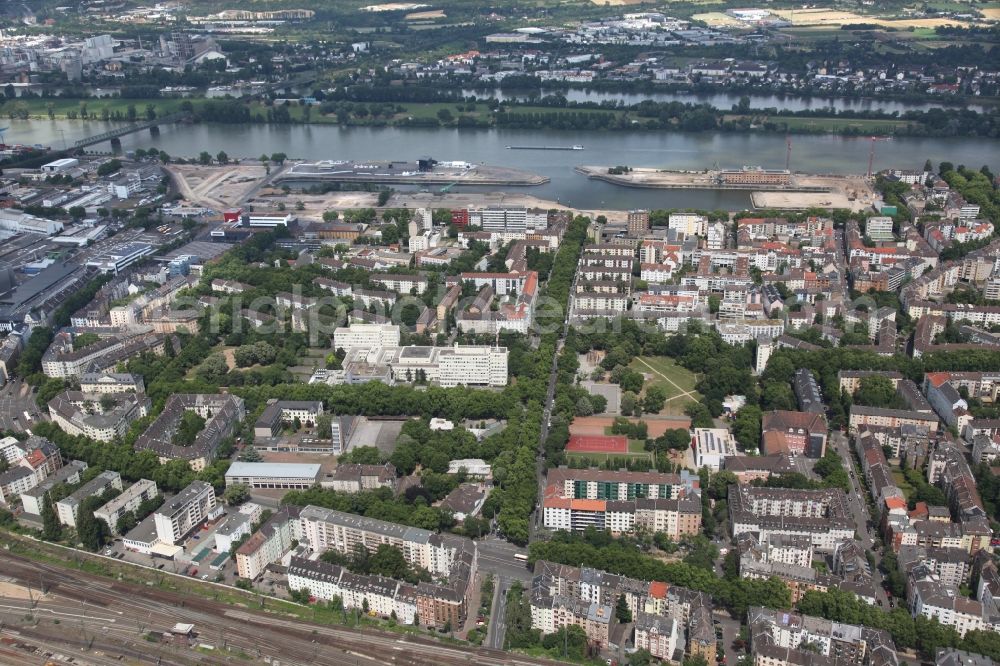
6;119;999;210
464;88;991;115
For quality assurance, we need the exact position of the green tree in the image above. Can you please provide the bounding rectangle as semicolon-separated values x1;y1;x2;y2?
854;375;897;408
198;151;212;165
732;405;763;451
615;593;632;623
41;492;62;541
216;151;229;164
223;484;250;506
642;385;667;413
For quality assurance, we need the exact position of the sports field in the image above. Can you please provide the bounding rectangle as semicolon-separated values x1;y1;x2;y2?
628;356;701;416
566;434;628;454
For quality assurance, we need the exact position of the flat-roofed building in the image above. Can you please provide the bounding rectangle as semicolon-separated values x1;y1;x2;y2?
153;480;216;545
56;471;122;528
224;462;321;490
694;428;736;472
333;324;401;352
93;479;158;535
19;460;87;515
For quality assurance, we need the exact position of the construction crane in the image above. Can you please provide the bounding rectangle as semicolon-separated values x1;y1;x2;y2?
866;136;891;180
439;182;458;193
785;136;792;172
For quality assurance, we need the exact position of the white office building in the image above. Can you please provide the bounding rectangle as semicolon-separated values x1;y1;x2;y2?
333;324;401;352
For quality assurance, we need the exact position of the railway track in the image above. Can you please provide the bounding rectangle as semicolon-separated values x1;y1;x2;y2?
0;550;568;666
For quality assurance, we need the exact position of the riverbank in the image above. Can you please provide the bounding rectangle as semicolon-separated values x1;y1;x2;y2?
577;166;874;211
276;161;548;187
3;95;997;139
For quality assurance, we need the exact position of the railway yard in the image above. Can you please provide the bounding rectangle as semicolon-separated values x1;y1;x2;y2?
0;547;557;666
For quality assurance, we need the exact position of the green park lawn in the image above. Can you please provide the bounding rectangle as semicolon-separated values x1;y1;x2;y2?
628;355;701;416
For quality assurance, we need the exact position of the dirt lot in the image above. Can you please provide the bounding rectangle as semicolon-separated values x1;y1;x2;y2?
0;579;38;600
406;9;445;19
589;0;650;6
770;7;972;28
254;189;633;225
981;8;1000;19
569;415;692;438
691;11;743;26
167;164;268;211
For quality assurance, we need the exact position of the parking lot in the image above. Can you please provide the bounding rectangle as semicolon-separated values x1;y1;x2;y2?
109;509;241;585
347;418;405;455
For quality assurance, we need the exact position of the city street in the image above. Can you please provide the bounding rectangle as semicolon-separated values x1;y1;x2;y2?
0;379;40;433
477;536;531;582
829;430;890;606
485;575;510;650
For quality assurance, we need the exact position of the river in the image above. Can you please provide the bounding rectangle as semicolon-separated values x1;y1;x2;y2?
464;88;991;115
6;119;1000;210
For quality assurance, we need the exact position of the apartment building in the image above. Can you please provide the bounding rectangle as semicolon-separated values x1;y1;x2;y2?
542;494;702;538
546;467;697;502
14;460;84;516
748;606;898;666
298;506;469;577
530;560;713;653
729;486;855;552
292;505;475;628
910;574;994;637
312;277;352;297
838;370;905;395
633;613;681;661
213;503;263;553
78;372;145;394
153;480;216;545
369;273;428;295
41;331;167;378
668;213;707;236
236;505;301;580
288;557;418;624
849;405;940;434
93;479;158;535
325;463;397;493
133;393;245;471
56;471;122;528
47;389;151;442
627;209;650;236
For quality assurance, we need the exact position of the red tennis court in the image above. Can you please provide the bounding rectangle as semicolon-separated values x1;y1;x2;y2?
566;435;628;454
